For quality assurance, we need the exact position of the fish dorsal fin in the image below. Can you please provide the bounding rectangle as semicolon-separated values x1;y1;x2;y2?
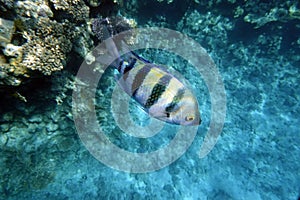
120;41;151;64
120;42;194;92
155;64;196;93
131;51;151;64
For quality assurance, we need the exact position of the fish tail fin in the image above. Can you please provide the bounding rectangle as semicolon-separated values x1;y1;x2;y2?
93;18;122;69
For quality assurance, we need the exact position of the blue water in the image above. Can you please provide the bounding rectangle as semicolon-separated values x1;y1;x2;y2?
1;1;300;199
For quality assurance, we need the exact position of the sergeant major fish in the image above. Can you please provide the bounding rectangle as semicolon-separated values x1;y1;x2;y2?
93;18;201;126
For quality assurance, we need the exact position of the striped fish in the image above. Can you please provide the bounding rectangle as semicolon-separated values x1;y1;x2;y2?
94;18;201;126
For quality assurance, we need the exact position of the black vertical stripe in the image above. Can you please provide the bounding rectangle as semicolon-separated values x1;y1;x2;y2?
165;88;185;112
131;64;152;96
123;58;136;75
144;75;172;109
122;69;130;81
117;60;123;72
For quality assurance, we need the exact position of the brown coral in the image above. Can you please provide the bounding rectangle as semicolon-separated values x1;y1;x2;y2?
20;18;74;75
50;0;81;10
49;0;90;23
0;18;15;43
15;1;53;18
21;34;67;75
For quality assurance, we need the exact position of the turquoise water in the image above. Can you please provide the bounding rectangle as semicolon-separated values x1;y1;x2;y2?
1;1;300;199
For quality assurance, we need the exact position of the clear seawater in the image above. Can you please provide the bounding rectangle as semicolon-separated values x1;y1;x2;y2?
1;1;299;200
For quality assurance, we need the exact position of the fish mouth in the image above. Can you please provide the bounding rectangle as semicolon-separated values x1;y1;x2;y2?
176;118;200;126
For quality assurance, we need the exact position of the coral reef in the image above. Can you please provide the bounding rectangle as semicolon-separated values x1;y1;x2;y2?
0;0;96;91
177;10;234;52
20;18;74;75
92;16;137;42
49;0;90;22
0;74;78;197
156;0;174;4
15;1;53;18
87;0;102;7
0;1;299;199
0;0;117;197
289;3;300;19
244;6;295;29
0;0;14;12
164;0;300;65
0;18;15;43
50;0;81;10
240;1;300;28
0;17;74;87
0;18;25;87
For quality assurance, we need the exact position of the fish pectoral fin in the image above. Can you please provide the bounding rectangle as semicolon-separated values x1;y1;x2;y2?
149;111;169;119
165;103;180;113
130;100;149;115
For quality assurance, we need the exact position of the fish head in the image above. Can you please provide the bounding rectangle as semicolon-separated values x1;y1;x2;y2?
171;92;201;126
154;89;200;126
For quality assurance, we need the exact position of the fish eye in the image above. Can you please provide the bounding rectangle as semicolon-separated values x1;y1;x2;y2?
185;115;194;121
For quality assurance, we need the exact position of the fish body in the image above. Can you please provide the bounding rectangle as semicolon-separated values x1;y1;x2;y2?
93;18;201;126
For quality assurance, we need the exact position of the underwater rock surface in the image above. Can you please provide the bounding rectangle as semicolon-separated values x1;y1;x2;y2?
0;0;299;199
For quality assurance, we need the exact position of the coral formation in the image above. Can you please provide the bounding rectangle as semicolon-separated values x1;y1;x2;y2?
0;17;75;87
244;7;289;29
289;3;300;19
0;0;14;11
20;18;74;75
0;0;118;197
50;0;81;10
0;18;25;87
0;18;15;43
233;1;300;29
156;0;174;4
15;1;53;18
177;10;234;52
49;0;90;22
0;1;299;199
92;16;137;42
87;0;101;7
0;0;95;90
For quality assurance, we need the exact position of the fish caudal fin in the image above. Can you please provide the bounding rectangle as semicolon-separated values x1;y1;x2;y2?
93;18;122;69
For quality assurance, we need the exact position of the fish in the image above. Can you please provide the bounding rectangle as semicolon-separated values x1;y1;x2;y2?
93;18;201;126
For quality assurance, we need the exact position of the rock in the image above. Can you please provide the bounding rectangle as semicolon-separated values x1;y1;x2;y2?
28;114;43;123
0;18;15;44
0;134;8;146
87;0;101;7
3;44;22;59
15;1;53;18
2;112;14;122
0;124;10;132
46;122;59;132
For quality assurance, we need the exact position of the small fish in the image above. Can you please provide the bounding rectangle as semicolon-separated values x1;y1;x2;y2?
93;18;201;126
